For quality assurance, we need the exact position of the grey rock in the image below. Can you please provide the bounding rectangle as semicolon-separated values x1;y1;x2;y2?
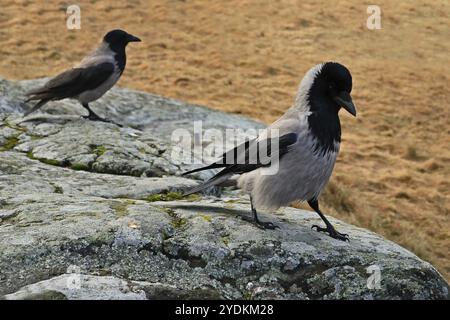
0;151;196;199
0;77;448;300
4;274;147;300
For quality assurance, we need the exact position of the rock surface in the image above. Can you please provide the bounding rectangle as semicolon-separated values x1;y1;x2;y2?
0;77;448;300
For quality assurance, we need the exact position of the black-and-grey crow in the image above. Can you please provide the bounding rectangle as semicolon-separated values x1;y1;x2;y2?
183;62;357;241
24;29;141;124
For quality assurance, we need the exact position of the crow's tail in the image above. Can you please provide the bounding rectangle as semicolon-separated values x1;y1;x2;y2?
183;172;233;196
182;163;226;176
23;99;50;116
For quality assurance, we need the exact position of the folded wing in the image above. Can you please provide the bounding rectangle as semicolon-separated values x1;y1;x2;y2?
24;62;115;116
183;132;298;195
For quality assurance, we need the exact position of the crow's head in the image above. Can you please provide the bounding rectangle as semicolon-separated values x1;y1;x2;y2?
320;62;356;116
303;62;357;117
103;29;141;49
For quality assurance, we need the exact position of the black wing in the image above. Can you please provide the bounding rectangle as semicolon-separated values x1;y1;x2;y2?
182;138;255;175
27;62;115;100
24;62;115;116
210;132;298;176
183;132;298;195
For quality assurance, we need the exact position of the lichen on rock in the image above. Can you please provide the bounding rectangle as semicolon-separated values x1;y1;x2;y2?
0;77;448;300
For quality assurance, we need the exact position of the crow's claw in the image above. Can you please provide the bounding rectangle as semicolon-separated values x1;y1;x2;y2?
242;216;279;230
256;221;279;230
82;114;122;127
312;224;349;241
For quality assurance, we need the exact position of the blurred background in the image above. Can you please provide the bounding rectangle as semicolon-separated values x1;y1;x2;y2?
0;0;448;279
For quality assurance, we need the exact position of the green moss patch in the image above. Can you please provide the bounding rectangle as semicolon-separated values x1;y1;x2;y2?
53;185;64;194
143;192;185;202
162;207;187;229
27;152;62;166
70;163;90;171
93;145;107;157
4;121;27;133
221;236;230;246
110;201;129;217
144;192;201;202
198;213;212;222
0;136;19;151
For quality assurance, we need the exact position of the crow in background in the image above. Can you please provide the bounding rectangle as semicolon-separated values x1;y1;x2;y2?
24;29;141;124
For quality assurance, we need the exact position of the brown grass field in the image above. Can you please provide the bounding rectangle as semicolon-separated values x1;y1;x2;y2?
0;1;448;280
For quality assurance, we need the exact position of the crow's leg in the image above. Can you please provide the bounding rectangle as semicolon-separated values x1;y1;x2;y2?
81;103;122;127
242;195;279;230
308;199;349;241
81;103;103;120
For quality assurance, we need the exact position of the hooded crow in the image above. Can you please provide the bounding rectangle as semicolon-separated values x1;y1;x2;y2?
24;29;141;124
183;62;357;241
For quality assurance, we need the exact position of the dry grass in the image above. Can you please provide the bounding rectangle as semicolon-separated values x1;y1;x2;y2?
0;0;448;280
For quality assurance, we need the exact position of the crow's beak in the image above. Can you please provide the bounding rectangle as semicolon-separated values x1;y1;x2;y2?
127;34;141;42
334;91;357;117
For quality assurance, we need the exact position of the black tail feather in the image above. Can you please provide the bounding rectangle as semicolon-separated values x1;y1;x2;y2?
183;172;233;196
23;99;50;117
182;163;225;176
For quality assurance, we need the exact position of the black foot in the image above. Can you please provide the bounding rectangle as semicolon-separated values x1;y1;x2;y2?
82;114;122;127
242;215;279;230
312;224;349;241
